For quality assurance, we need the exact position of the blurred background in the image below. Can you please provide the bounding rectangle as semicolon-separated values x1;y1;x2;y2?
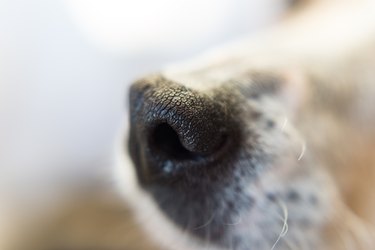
0;0;290;247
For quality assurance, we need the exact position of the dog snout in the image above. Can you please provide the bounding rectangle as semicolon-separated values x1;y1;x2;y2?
128;77;231;179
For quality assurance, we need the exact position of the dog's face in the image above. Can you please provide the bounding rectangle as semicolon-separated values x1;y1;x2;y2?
119;71;337;250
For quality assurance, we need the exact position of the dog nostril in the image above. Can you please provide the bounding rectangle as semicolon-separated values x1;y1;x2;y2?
129;78;234;177
151;123;204;161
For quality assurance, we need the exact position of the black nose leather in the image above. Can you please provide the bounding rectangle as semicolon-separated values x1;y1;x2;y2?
129;77;230;179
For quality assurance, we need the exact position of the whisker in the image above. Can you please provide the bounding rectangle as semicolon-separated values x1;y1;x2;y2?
297;141;306;161
281;117;288;131
271;199;289;250
194;212;215;230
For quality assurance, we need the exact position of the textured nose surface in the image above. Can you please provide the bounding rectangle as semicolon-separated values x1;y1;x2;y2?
146;85;226;155
129;77;229;172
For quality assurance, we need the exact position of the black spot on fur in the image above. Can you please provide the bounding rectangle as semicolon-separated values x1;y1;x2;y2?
227;201;235;209
286;190;300;202
266;120;275;129
266;193;277;202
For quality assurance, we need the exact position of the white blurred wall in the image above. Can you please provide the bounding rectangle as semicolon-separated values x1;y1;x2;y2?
0;0;287;241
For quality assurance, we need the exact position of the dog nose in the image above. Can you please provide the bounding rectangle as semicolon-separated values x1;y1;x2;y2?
128;78;230;177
